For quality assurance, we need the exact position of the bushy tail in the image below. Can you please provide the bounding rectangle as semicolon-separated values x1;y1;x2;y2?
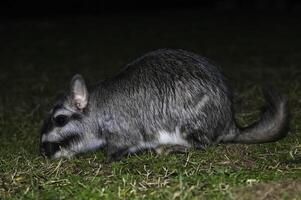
226;84;289;144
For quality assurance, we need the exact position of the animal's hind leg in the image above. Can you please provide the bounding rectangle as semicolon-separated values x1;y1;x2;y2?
155;144;189;155
184;128;212;150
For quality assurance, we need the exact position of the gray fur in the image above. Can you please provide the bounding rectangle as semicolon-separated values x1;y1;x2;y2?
40;49;290;161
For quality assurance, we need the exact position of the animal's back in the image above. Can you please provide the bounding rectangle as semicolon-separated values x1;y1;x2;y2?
98;49;236;146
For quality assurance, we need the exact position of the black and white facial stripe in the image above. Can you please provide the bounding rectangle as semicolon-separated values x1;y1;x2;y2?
40;76;105;158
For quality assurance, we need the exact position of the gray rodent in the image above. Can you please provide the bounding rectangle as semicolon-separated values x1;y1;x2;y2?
40;49;289;162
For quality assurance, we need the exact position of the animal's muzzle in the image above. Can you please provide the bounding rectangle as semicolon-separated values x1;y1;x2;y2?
40;142;61;157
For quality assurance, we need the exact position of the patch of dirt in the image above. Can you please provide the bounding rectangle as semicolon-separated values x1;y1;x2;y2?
233;180;301;200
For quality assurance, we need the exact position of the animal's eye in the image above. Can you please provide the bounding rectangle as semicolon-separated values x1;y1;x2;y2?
53;115;69;127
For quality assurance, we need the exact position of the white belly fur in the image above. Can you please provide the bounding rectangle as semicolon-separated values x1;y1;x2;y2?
158;126;190;146
129;127;190;153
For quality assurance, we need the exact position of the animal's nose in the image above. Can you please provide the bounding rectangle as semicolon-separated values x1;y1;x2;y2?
40;142;60;157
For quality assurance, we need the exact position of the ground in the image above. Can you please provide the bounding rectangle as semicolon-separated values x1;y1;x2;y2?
0;12;301;199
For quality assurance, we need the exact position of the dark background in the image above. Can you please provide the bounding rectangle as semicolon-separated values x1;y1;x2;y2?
1;0;301;17
1;0;300;88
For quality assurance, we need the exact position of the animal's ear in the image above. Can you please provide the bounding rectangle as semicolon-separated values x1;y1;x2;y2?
70;74;88;110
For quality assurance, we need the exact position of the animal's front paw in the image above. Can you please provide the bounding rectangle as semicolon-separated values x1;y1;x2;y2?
106;146;130;163
52;148;75;159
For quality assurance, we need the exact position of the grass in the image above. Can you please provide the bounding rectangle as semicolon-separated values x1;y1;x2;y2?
0;12;301;199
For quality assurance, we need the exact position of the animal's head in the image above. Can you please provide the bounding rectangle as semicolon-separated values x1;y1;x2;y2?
40;74;104;158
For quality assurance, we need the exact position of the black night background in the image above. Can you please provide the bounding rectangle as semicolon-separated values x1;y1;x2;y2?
1;0;301;199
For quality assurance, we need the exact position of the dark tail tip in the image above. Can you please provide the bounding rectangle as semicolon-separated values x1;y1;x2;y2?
262;82;288;111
